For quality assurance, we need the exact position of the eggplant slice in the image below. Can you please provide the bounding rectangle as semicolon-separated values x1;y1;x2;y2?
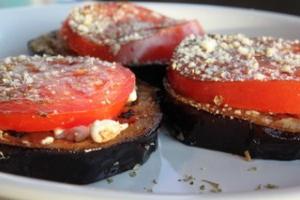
28;31;166;88
27;31;76;56
0;83;162;184
163;81;300;160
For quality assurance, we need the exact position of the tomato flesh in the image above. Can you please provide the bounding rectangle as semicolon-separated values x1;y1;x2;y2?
0;56;135;132
60;2;204;65
168;69;300;114
115;20;204;65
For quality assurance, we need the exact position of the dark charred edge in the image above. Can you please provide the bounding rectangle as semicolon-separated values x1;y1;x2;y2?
27;31;167;88
163;85;300;160
0;83;162;184
0;130;158;184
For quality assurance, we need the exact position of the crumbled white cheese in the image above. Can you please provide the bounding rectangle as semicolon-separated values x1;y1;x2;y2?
67;3;176;55
23;72;34;84
234;109;242;115
41;136;54;145
128;88;137;102
21;140;31;146
77;24;89;33
54;128;64;138
17;55;28;61
200;37;217;53
245;110;260;117
280;65;293;74
237;34;253;46
0;55;116;103
4;57;12;64
238;46;250;56
172;34;300;82
132;164;140;171
253;73;266;80
266;47;275;57
90;119;128;143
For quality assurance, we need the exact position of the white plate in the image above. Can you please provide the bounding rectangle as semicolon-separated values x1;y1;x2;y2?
0;2;300;200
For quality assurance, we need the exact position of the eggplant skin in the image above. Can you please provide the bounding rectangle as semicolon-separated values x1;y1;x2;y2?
163;86;300;160
0;132;157;184
0;83;162;184
130;65;166;88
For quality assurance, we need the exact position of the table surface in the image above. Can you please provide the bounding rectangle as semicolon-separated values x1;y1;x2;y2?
1;0;300;16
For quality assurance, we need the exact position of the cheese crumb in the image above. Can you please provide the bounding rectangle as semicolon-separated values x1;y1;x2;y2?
254;73;266;80
90;119;128;143
266;48;275;57
67;3;177;55
172;34;300;82
128;88;137;102
238;46;250;56
213;95;224;106
200;37;217;53
234;109;242;115
280;65;293;74
54;128;64;138
41;136;54;145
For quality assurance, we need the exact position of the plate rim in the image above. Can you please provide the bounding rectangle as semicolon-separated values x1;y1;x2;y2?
1;1;300;21
0;2;300;200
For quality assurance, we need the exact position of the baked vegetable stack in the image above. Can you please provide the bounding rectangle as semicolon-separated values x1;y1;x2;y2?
0;55;162;184
164;34;300;160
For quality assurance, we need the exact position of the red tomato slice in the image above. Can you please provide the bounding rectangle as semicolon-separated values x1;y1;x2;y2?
0;56;135;132
168;69;300;114
60;2;204;65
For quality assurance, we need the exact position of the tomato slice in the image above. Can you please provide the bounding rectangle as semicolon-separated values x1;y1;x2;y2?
168;69;300;114
0;56;135;132
60;2;204;65
168;34;300;115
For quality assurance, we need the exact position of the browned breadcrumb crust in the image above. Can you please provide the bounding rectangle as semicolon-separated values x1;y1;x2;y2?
165;80;300;133
66;2;179;55
0;55;116;103
171;34;300;81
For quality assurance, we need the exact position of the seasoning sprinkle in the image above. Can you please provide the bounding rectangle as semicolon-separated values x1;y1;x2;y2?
247;166;257;172
0;55;115;103
202;179;222;193
172;34;300;81
67;3;177;55
255;184;262;191
264;184;279;189
199;184;205;191
255;184;279;190
106;177;113;184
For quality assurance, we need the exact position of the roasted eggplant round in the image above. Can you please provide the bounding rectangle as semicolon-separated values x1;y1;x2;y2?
163;81;300;160
0;83;162;184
